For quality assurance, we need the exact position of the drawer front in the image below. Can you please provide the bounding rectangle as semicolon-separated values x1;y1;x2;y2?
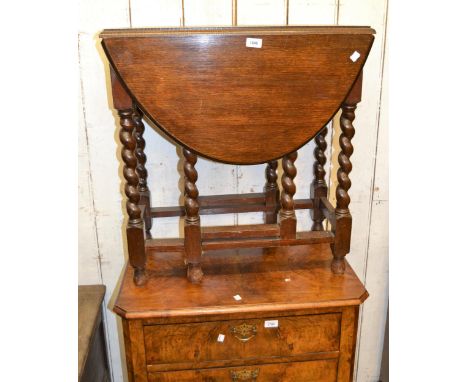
148;359;338;382
144;313;340;365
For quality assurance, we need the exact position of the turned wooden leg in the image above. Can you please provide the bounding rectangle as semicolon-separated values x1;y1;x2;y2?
111;67;147;286
311;126;328;231
279;152;298;239
183;148;203;283
133;106;152;237
331;72;362;274
119;108;147;286
332;104;355;274
264;161;279;224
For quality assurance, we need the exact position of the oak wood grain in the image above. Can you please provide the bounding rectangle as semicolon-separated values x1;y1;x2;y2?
102;26;375;164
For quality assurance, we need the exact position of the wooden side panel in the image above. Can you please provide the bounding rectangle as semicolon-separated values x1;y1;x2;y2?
148;359;338;382
123;320;148;382
110;66;132;109
337;306;359;381
144;314;341;365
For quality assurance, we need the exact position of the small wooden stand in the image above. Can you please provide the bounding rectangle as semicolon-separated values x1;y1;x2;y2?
101;26;375;382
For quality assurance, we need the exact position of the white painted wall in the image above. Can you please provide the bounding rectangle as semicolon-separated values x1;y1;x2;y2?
78;1;388;381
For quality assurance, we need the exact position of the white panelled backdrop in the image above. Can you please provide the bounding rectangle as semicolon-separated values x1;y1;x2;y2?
78;1;388;381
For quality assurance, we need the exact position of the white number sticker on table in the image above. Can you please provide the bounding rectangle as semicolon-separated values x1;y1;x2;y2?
246;38;262;48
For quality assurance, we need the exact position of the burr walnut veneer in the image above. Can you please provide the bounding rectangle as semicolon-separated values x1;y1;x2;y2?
101;26;375;382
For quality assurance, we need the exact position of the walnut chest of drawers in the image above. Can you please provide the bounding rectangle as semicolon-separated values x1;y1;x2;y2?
114;244;368;382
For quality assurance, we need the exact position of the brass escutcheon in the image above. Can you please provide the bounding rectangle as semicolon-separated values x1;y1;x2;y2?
230;368;260;381
230;323;257;342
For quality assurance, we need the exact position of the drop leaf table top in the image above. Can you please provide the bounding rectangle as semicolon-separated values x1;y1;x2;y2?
101;26;374;164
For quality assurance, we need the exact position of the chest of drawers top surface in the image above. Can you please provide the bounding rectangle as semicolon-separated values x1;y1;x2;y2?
114;244;367;321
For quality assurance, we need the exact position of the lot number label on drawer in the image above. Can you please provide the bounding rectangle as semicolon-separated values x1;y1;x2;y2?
264;320;279;328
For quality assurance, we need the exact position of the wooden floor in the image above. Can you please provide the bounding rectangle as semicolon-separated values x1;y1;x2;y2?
114;243;368;320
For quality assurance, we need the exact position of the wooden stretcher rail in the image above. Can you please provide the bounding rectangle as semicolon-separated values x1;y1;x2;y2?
200;193;265;206
150;193;314;218
150;203;267;218
201;224;280;240
320;197;336;230
145;231;334;253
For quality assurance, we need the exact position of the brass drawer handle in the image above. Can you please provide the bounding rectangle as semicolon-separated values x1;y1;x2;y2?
230;323;257;342
230;368;259;381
